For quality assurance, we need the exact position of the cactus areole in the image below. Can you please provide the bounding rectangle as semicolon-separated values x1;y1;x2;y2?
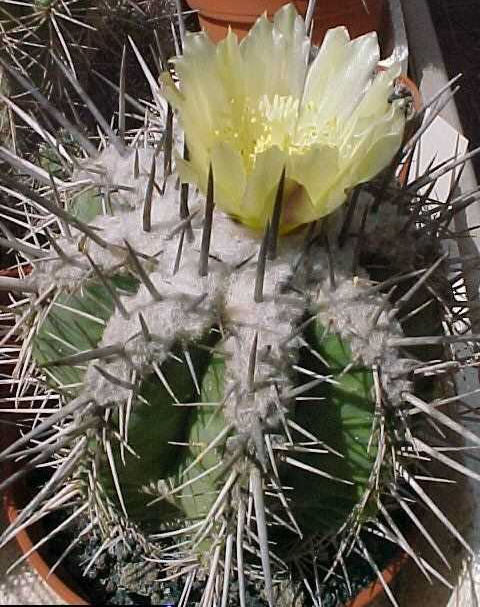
0;3;475;607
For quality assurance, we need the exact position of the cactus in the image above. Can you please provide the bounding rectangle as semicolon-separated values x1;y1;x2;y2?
0;0;183;140
0;63;13;148
0;4;479;606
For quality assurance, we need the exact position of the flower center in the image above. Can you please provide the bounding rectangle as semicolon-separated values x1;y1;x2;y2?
212;95;340;172
253;94;301;156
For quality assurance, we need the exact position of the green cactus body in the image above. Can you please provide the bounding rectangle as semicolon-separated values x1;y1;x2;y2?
285;322;376;535
0;4;472;606
33;275;139;391
8;152;423;604
179;356;229;523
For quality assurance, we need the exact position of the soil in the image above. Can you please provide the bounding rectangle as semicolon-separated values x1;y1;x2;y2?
35;491;403;606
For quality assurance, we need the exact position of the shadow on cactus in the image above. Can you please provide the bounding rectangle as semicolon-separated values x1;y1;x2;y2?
0;3;479;607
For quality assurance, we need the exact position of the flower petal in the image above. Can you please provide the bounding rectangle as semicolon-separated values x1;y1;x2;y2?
211;142;247;216
347;107;405;184
282;145;348;229
301;27;350;108
239;146;286;230
214;29;246;103
344;65;401;130
301;30;380;131
341;66;405;182
163;33;227;165
240;4;310;101
288;144;339;211
164;30;251;200
353;129;404;182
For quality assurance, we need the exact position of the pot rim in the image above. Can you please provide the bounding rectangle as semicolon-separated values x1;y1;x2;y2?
186;0;385;22
3;489;89;606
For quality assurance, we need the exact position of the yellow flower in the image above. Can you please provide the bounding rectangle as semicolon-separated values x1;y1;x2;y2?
163;4;406;233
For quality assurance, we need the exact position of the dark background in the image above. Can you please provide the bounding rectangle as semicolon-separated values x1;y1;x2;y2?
427;0;480;176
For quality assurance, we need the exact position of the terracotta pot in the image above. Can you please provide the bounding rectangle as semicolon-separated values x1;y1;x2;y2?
345;550;408;607
0;411;89;603
186;0;388;46
3;488;89;605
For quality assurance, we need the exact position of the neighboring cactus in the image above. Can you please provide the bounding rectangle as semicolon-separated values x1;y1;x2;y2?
0;0;183;138
0;63;13;149
0;4;479;607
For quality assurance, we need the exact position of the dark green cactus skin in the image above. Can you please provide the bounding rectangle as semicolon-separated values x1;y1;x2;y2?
106;343;225;529
178;355;228;521
33;275;139;391
283;321;375;537
33;285;377;539
107;355;204;529
32;273;225;527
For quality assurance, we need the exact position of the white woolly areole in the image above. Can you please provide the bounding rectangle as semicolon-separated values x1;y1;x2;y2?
312;244;413;404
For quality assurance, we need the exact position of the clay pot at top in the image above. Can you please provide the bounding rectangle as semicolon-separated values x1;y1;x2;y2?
186;0;388;46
